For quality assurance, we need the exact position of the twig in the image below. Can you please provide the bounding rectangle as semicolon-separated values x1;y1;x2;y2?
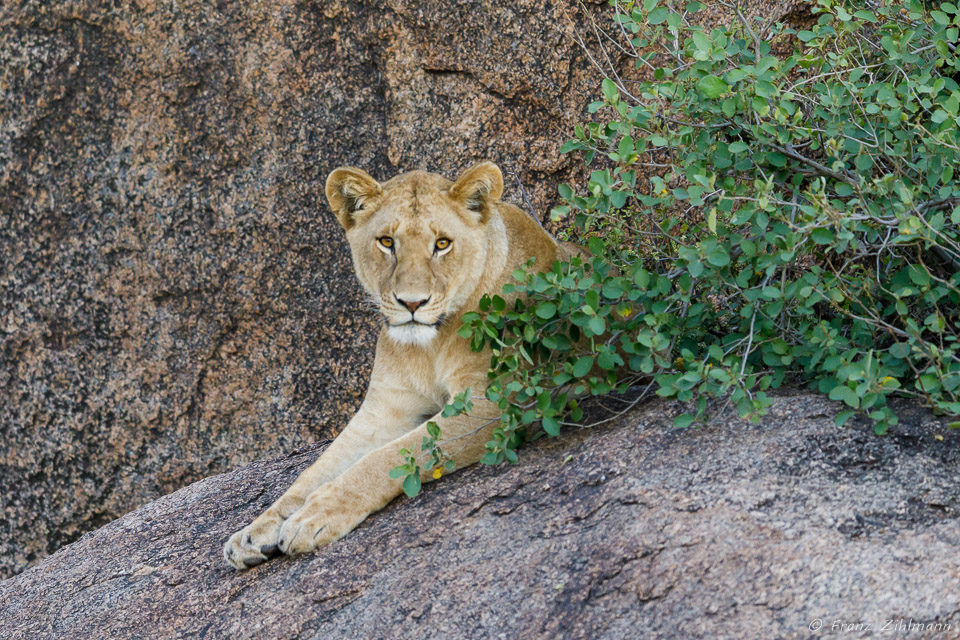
735;5;763;58
509;170;540;225
561;382;656;429
771;143;859;186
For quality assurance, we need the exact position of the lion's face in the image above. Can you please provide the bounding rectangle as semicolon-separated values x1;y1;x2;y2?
325;162;504;346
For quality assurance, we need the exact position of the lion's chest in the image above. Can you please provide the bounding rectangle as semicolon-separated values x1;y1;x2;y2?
379;330;487;405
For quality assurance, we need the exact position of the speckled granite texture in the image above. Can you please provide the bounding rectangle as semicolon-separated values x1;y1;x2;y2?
1;394;957;639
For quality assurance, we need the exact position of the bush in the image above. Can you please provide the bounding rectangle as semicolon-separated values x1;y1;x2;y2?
397;0;960;489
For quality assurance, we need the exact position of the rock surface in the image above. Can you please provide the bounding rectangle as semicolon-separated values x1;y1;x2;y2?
1;394;957;639
0;0;805;577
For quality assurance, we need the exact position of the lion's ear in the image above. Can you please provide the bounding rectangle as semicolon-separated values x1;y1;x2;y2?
448;161;504;224
325;167;382;229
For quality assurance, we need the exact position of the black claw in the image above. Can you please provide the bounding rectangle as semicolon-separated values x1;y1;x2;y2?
243;556;265;568
260;543;281;558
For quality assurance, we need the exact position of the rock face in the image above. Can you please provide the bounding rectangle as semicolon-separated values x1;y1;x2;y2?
0;0;805;577
1;394;957;639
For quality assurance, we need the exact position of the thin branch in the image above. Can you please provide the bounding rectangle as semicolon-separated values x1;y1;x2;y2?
509;170;541;225
771;143;859;186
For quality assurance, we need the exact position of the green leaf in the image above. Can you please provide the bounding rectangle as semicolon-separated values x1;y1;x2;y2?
648;6;669;24
829;385;859;409
586;289;600;313
726;69;748;83
602;279;625;299
835;410;856;427
573;356;594;377
697;75;729;99
542;416;561;436
722;98;737;117
706;246;730;266
907;265;930;287
601;78;618;102
767;152;787;167
588;315;606;335
536;302;557;319
919;375;941;393
889;342;912;359
402;472;422;498
693;31;711;52
481;452;500;465
811;228;834;245
587;236;605;255
673;414;696;428
752;96;769;115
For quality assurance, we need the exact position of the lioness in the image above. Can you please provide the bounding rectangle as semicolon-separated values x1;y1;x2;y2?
225;161;581;569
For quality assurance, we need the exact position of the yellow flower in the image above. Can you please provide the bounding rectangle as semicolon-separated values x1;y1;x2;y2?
432;468;443;480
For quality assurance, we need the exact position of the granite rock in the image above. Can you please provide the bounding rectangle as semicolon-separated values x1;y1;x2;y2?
1;394;957;639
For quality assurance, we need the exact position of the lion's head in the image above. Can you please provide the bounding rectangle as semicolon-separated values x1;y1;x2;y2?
325;162;505;346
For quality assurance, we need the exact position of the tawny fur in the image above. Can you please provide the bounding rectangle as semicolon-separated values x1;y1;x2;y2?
224;162;580;569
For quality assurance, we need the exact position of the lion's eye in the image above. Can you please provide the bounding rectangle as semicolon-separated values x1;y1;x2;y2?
378;236;394;250
435;238;451;252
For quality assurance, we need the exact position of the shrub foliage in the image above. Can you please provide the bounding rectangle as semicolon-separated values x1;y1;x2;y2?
395;0;960;492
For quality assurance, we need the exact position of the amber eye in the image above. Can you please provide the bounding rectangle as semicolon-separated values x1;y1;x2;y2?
378;236;394;250
435;238;451;251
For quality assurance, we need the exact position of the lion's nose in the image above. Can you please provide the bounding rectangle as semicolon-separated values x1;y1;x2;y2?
397;295;429;313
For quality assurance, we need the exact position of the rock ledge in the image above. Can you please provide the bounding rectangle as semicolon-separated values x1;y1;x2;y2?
1;394;958;639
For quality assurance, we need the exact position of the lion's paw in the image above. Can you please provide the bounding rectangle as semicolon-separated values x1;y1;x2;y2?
223;510;286;570
277;485;362;556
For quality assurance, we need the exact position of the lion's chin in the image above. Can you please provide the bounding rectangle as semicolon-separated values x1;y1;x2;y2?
386;322;439;347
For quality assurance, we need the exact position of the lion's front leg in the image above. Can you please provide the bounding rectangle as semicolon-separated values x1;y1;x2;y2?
277;396;498;556
224;385;435;570
276;481;371;555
